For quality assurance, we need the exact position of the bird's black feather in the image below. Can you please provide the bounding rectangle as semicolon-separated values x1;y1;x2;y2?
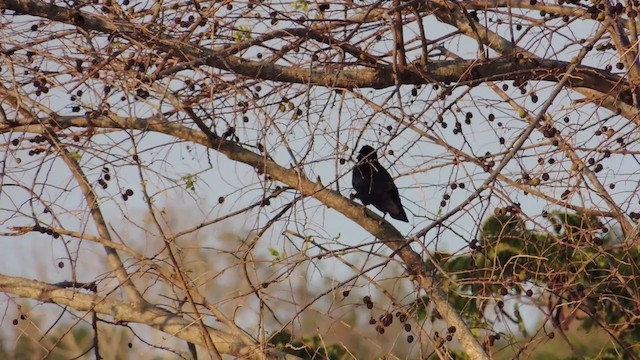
352;145;408;222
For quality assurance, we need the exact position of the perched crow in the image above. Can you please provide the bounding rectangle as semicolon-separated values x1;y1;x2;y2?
352;145;408;222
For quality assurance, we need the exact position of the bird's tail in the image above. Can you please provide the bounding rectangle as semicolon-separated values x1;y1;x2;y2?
389;206;408;222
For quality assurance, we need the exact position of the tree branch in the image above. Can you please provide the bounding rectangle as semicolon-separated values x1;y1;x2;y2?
1;0;636;108
0;274;301;360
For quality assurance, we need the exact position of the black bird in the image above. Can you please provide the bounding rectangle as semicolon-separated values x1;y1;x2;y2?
352;145;408;222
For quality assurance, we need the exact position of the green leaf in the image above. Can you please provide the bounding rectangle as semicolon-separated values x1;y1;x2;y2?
68;152;82;161
232;26;252;43
182;175;197;192
293;0;310;11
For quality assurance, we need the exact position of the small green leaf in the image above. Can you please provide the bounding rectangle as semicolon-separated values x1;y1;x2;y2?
182;175;197;192
68;152;82;161
232;26;253;43
294;0;310;11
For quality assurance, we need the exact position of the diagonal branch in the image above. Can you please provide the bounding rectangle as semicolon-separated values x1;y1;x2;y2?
44;128;146;305
0;112;489;359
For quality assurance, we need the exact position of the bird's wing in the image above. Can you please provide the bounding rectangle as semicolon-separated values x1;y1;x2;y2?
371;164;396;191
371;165;408;222
352;164;374;204
353;161;408;222
352;165;369;189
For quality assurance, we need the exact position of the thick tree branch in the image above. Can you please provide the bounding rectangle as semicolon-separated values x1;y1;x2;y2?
421;0;640;117
0;112;490;359
0;274;300;360
0;0;636;109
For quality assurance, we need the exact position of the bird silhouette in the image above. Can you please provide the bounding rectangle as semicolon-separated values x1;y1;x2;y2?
352;145;408;222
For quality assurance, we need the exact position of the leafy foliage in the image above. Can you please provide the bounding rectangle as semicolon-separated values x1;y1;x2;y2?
429;211;640;357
